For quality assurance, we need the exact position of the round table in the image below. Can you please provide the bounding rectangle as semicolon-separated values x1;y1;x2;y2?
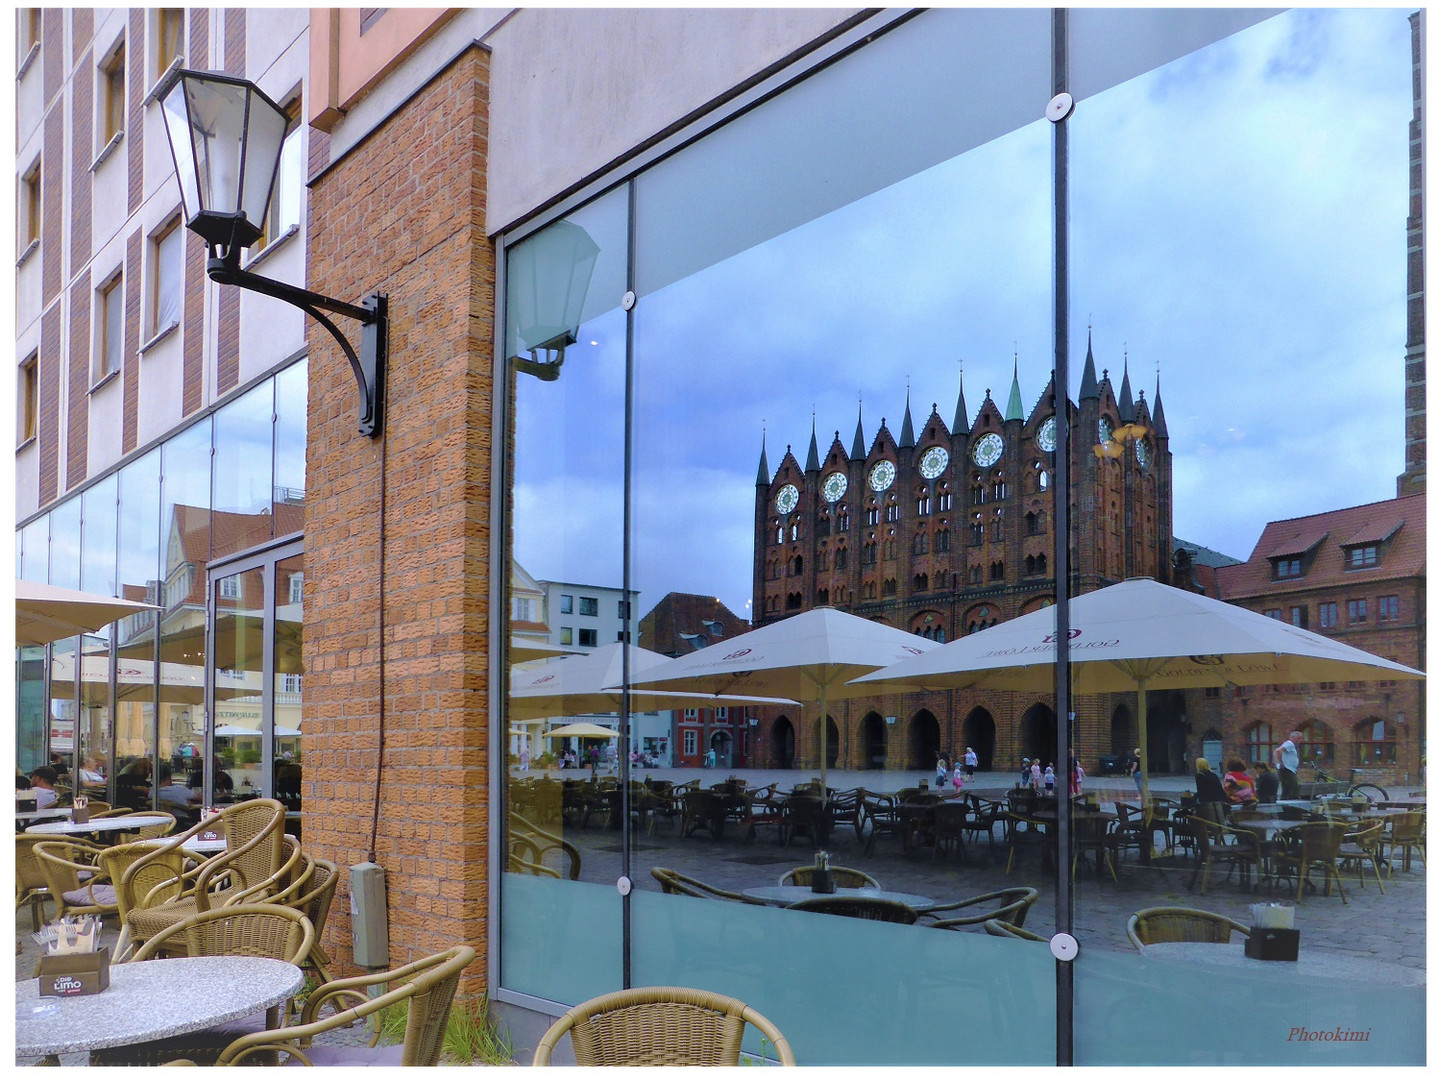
742;885;936;910
16;955;305;1059
139;834;228;855
16;808;72;828
25;814;172;839
1140;941;1425;987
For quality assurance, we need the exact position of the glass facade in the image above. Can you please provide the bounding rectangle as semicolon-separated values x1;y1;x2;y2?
500;8;1423;1065
15;360;307;821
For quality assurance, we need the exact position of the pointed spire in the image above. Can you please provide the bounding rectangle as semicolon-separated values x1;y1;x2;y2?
850;399;866;460
953;365;970;434
1079;329;1099;401
1004;355;1024;422
899;385;916;448
805;410;820;471
756;430;770;485
1118;350;1136;423
1151;370;1168;438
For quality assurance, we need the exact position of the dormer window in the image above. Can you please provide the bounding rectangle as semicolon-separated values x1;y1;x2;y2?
1345;544;1379;569
1273;557;1302;580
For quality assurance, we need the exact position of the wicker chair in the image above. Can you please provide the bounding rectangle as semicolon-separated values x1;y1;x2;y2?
1338;820;1386;893
211;945;476;1066
100;840;191;959
1382;810;1426;876
785;895;919;923
651;867;764;904
116;799;291;957
920;887;1039;930
1126;906;1250;948
32;838;119;920
16;835;56;930
778;865;879;889
1004;812;1055;875
1187;813;1264;894
533;986;796;1066
1270;821;1348;904
278;857;339;985
859;790;904;856
510;812;583;880
983;918;1047;941
780;795;832;849
91;904;316;1065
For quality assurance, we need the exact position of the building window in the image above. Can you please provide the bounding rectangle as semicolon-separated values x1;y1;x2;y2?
1273;557;1302;580
20;160;40;252
1263;608;1282;621
100;41;127;147
1345;544;1379;569
1347;598;1367;625
20;9;40;60
559;594;573;614
97;273;124;380
512;596;532;622
559;627;573;645
616;630;629;643
714;708;728;720
1378;595;1400;622
252;98;303;249
1319;601;1338;629
683;730;697;756
18;353;38;444
1353;718;1396;765
155;9;184;77
149;218;183;339
1289;606;1306;628
1246;722;1274;766
617;599;630;619
219;577;240;600
578;628;598;647
579;596;598;616
917;494;930;516
288;573;304;604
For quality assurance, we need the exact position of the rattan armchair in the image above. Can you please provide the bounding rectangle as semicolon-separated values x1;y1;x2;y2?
91;904;316;1065
784;895;919;923
211;945;476;1066
115;799;291;957
651;867;764;904
533;986;796;1065
1126;906;1250;948
277;857;339;985
1382;810;1426;875
32;838;118;920
920;886;1039;930
16;834;56;930
1187;813;1264;894
1270;821;1348;904
509;812;583;880
1338;820;1386;893
859;789;904;855
778;865;879;889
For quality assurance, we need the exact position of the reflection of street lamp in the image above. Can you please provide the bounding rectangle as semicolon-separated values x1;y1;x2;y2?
508;221;600;382
158;70;388;437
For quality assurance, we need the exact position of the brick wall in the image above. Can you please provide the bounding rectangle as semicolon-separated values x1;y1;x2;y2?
303;46;493;991
123;231;142;452
65;272;90;490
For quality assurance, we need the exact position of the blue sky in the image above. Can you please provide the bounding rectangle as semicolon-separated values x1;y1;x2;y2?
515;8;1414;624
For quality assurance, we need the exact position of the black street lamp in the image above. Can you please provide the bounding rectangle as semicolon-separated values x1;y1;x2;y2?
506;220;600;382
158;69;387;437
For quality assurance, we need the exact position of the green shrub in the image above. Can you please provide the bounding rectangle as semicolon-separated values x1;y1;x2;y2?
374;995;513;1065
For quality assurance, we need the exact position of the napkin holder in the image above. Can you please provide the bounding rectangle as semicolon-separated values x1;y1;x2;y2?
810;869;836;894
16;792;37;813
69;803;90;824
37;947;111;996
1245;929;1299;961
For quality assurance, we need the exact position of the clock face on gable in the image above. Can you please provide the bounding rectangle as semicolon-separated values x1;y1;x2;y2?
775;484;799;515
918;446;949;480
1037;416;1057;453
867;460;896;492
1134;439;1150;469
822;471;848;503
971;432;1004;468
1097;417;1114;446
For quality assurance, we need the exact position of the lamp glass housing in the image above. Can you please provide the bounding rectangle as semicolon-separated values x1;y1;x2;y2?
160;70;290;250
507;220;602;359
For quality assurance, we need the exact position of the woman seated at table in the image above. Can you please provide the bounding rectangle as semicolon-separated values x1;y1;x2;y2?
1222;759;1257;806
1252;761;1280;804
1192;758;1229;823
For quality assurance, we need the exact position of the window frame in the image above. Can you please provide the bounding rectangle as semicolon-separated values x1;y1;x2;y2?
18;351;38;445
146;215;184;344
19;159;41;256
95;270;125;384
98;37;127;153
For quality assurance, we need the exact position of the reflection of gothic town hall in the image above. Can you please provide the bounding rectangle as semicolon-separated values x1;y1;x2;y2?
752;339;1179;774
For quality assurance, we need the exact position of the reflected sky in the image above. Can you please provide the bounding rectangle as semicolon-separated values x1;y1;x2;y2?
514;9;1411;621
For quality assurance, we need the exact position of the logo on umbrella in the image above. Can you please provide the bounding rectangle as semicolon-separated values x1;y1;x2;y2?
723;648;753;660
1189;655;1226;665
1043;629;1083;644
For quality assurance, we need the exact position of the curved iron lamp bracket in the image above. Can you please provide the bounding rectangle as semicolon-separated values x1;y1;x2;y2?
207;248;387;437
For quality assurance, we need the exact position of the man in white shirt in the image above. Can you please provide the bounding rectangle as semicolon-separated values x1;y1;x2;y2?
1273;730;1303;800
28;766;60;809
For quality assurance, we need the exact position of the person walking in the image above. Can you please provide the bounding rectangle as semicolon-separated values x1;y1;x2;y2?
1127;746;1143;793
1019;758;1032;789
1042;763;1056;794
1030;760;1043;791
936;753;949;788
963;747;978;781
1273;730;1303;800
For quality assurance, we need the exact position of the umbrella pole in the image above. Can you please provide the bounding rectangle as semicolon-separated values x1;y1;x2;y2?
817;685;828;803
1137;678;1153;858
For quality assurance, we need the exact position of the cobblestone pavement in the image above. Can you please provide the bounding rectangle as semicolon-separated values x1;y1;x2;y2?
538;766;1428;968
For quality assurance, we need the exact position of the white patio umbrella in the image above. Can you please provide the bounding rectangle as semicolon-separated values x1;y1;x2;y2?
508;641;794;721
542;722;621;740
630;607;939;795
852;577;1425;809
16;579;160;647
510;636;581;661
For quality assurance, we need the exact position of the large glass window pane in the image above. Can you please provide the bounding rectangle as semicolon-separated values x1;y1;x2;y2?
116;450;162;805
1070;9;1421;1065
20;515;48;582
274;554;305;831
158;420;213;803
273;359;307;527
212;381;276;560
79;476;119;797
503;186;629;1001
17;647;47;774
213;565;267;803
47;498;81;590
48;636;78;793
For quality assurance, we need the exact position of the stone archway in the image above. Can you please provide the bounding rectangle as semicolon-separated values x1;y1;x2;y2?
810;715;840;770
1109;704;1134;757
771;716;795;770
960;709;996;771
861;712;888;769
909;709;940;770
1020;702;1057;767
1144;689;1188;772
